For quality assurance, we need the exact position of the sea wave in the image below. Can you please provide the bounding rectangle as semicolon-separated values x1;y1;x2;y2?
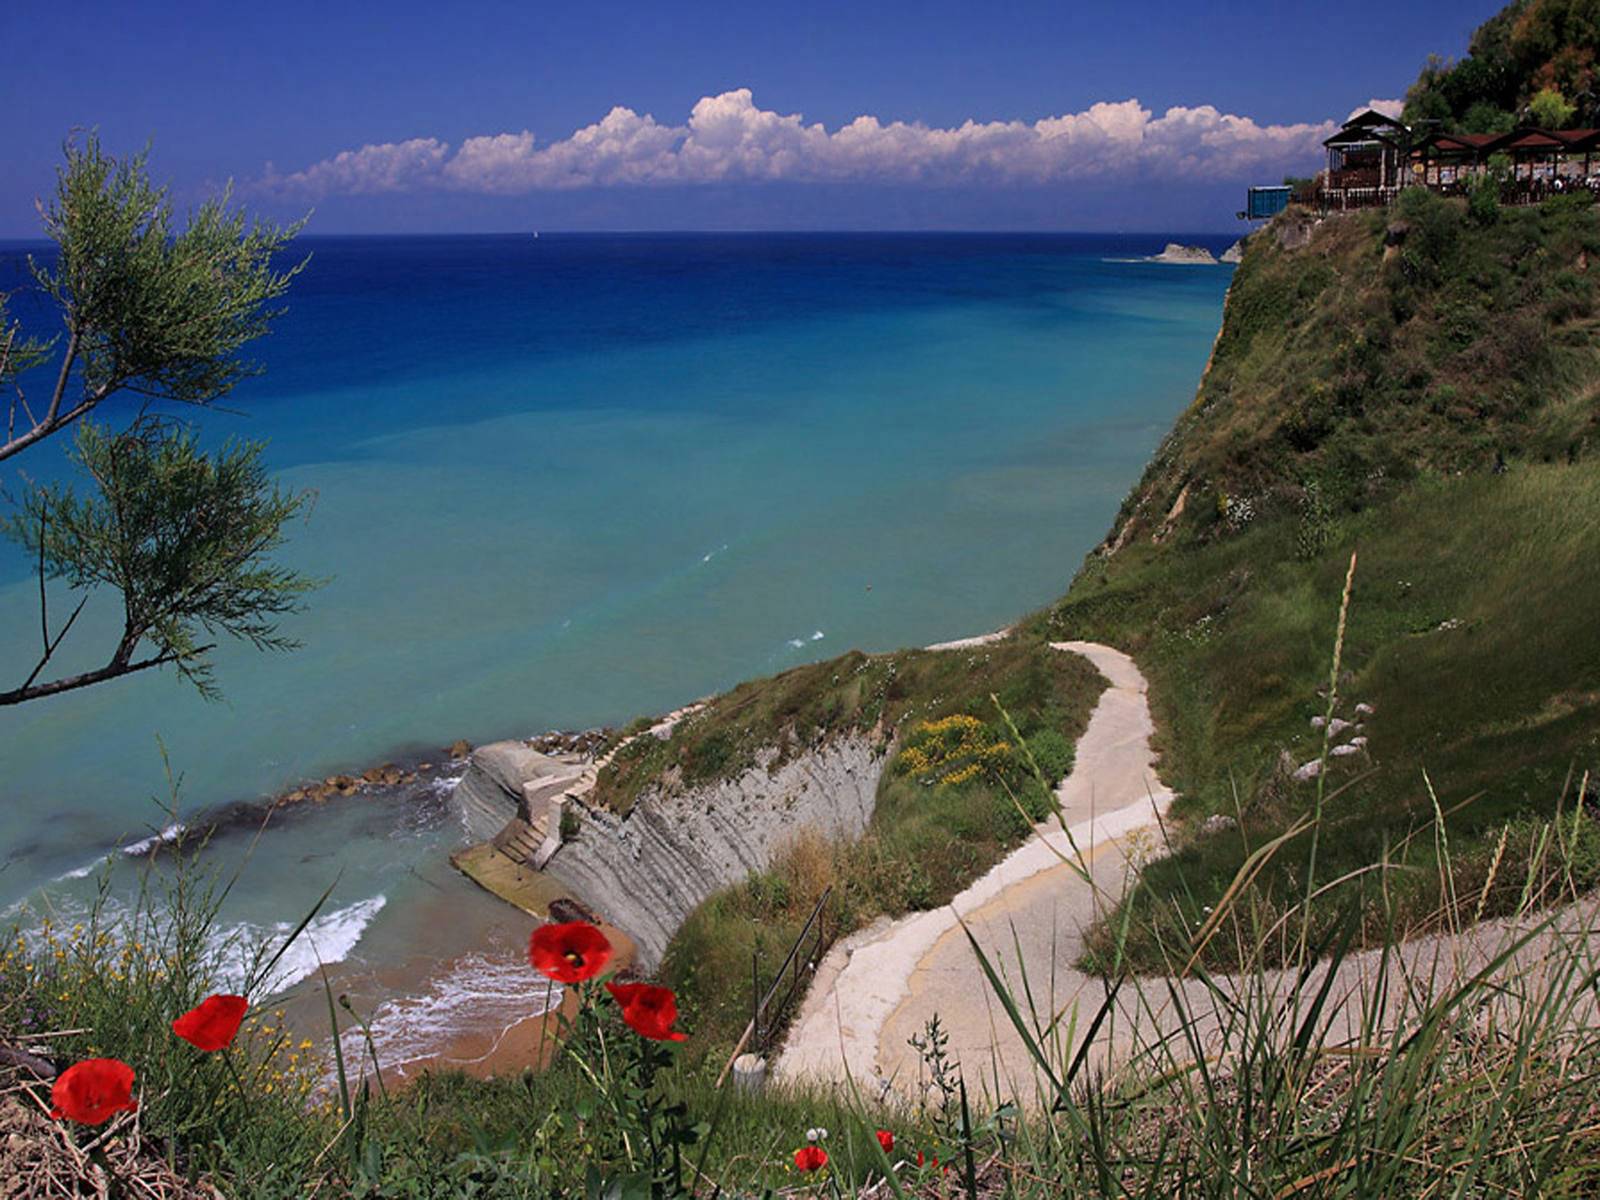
332;952;561;1080
216;894;389;995
428;773;465;798
53;855;111;882
121;822;186;857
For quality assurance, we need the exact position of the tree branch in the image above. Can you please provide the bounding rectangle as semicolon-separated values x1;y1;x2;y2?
0;393;101;463
0;644;210;706
44;326;78;424
17;593;89;693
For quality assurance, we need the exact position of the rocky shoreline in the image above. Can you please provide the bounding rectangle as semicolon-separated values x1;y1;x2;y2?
134;728;616;858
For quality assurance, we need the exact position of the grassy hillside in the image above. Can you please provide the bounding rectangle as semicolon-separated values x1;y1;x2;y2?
1032;191;1600;969
606;638;1107;1055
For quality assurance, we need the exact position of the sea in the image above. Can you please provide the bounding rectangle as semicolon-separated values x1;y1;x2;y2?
0;232;1233;1064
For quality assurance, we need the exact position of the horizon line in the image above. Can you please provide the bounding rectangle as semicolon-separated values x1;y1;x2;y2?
0;226;1245;244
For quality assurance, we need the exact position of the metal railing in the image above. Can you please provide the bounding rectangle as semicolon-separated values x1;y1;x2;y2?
715;886;832;1085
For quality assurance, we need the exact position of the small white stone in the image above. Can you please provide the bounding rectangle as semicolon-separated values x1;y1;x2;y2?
732;1055;767;1094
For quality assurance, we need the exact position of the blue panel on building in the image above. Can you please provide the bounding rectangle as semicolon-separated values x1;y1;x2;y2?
1246;186;1292;219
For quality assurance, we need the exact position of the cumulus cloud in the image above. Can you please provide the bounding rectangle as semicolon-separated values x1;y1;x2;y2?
261;137;449;195
264;89;1336;197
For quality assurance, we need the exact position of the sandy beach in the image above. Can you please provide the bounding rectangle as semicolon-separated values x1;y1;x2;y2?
276;888;638;1090
379;920;639;1086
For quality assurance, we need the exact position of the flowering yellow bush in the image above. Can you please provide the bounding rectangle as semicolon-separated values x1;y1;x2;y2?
893;714;1014;788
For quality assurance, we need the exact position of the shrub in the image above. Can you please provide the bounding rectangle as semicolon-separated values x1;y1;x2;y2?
1025;727;1076;783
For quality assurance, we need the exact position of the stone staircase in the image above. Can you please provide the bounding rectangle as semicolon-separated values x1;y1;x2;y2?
492;815;550;868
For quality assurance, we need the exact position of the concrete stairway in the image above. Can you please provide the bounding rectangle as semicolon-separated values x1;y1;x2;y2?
492;815;551;868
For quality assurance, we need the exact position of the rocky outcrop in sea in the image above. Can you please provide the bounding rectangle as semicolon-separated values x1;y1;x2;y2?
1151;243;1219;264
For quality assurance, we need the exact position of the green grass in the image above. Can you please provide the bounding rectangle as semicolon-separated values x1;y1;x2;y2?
592;637;1101;815
659;638;1105;1055
1020;193;1600;973
1108;192;1600;550
1041;441;1600;973
9;766;1600;1197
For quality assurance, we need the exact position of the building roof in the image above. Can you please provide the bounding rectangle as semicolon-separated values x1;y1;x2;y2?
1324;109;1412;149
1324;126;1407;149
1412;131;1497;154
1344;108;1408;131
1503;129;1569;150
1412;127;1600;157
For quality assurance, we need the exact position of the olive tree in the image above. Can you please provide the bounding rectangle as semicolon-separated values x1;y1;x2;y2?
0;135;314;705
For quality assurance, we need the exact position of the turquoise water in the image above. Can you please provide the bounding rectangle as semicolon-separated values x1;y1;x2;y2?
0;233;1230;1032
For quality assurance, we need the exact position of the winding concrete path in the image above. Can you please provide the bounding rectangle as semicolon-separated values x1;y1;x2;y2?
775;640;1600;1107
775;640;1175;1098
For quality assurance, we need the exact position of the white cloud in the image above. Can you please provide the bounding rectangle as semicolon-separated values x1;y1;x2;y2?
1350;98;1406;121
265;90;1337;197
263;138;449;195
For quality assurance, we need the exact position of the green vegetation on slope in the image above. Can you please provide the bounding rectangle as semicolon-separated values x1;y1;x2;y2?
1033;192;1600;971
9;782;1600;1197
592;638;1100;815
1104;189;1600;542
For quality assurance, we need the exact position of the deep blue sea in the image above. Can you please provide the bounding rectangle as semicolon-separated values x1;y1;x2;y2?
0;232;1232;1057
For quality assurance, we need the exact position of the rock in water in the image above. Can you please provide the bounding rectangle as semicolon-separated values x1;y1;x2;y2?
1151;243;1219;265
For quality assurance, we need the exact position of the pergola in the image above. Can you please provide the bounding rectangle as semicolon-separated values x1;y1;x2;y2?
1409;131;1499;189
1323;109;1410;190
1497;127;1600;180
1253;110;1600;219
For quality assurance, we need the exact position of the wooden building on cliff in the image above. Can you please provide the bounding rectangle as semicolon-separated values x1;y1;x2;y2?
1252;109;1600;216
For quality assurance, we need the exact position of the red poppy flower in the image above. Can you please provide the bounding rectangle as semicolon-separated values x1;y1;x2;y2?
604;981;687;1041
917;1152;949;1174
50;1058;138;1125
172;993;249;1052
528;921;613;984
876;1129;894;1154
794;1145;828;1172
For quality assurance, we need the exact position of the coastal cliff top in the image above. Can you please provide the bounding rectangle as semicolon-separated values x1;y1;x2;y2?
1036;190;1600;972
1104;193;1600;554
590;636;1106;815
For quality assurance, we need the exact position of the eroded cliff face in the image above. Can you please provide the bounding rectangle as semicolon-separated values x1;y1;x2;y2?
453;742;580;842
543;734;883;969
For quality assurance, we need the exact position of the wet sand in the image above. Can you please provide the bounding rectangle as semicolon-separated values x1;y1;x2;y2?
285;914;638;1090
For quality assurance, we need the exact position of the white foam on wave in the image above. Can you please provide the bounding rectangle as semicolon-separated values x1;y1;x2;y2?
333;952;561;1079
53;855;111;882
121;822;186;857
700;542;730;564
215;894;388;996
429;773;465;798
785;629;827;650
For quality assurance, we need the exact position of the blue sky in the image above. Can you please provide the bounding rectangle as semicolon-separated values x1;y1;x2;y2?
3;0;1502;235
